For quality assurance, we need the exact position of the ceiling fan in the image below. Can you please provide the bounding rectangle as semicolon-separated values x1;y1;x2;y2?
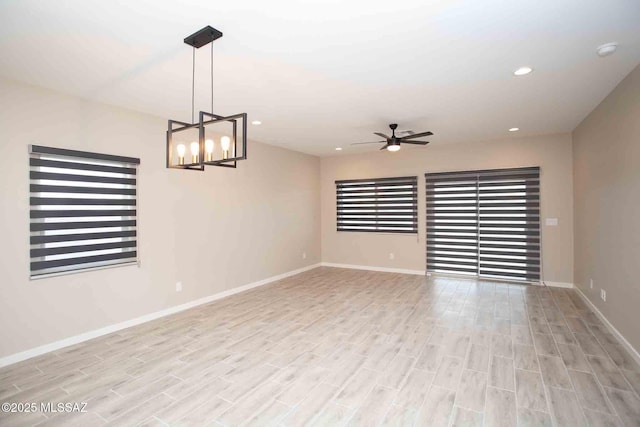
352;123;433;152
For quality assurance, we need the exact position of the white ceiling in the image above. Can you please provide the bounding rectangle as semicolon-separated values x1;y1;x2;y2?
1;0;639;156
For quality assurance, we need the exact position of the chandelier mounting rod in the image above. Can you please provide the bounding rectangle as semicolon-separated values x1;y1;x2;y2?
184;26;223;123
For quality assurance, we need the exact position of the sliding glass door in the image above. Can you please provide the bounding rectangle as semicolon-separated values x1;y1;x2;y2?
425;167;541;282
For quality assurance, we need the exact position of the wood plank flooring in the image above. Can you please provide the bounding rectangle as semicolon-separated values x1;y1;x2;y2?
1;267;639;426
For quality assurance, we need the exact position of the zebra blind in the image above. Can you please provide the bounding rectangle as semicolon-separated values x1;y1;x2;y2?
29;145;140;278
426;167;540;281
336;176;418;233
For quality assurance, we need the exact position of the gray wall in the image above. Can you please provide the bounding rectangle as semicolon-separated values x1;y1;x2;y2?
0;78;321;358
321;134;575;284
573;64;640;351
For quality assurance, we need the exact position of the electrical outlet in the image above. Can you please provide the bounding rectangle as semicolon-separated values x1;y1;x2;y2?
600;289;606;302
389;253;395;260
176;282;182;292
590;279;593;289
302;252;307;259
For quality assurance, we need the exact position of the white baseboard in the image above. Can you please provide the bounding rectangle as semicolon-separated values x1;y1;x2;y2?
321;263;574;289
0;263;321;368
321;262;425;276
574;286;640;367
545;281;574;289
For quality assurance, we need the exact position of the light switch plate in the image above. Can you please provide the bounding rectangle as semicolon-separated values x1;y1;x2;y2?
545;218;559;226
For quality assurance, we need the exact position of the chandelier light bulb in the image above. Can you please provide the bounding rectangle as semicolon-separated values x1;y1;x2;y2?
221;136;231;151
221;135;231;159
205;139;214;161
177;144;186;165
190;141;199;163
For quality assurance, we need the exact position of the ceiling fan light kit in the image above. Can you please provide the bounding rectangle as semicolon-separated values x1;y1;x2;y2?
352;123;433;152
166;26;247;171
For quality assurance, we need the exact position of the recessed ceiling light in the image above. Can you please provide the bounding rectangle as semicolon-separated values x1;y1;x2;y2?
513;66;533;76
509;127;520;132
596;43;618;57
335;147;342;151
251;120;262;125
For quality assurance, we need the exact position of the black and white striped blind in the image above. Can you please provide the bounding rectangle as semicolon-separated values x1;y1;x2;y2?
29;145;140;278
426;167;541;282
336;176;418;233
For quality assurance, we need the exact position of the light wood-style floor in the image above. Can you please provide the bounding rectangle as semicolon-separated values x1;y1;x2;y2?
1;267;640;427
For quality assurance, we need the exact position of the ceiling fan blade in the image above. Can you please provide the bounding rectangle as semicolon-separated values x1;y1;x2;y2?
374;132;391;139
379;144;389;151
401;131;433;140
402;141;430;146
351;141;385;145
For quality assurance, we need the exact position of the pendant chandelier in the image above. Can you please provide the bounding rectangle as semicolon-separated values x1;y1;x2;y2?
166;26;247;171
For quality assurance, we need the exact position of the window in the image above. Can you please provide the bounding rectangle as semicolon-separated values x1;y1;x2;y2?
425;167;540;282
29;145;140;278
336;176;418;233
